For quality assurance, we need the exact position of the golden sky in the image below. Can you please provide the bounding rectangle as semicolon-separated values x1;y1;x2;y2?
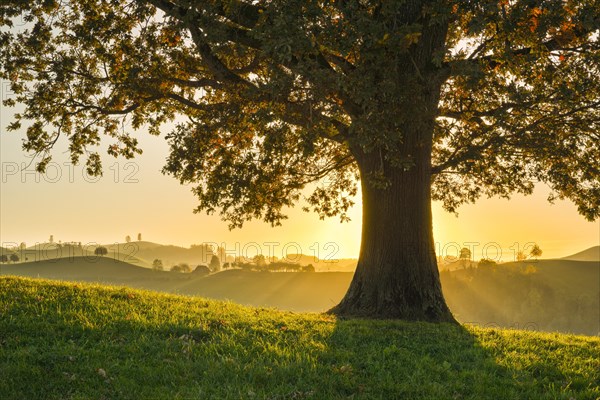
1;91;598;261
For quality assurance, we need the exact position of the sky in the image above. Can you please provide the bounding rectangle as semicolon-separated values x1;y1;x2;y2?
1;79;598;262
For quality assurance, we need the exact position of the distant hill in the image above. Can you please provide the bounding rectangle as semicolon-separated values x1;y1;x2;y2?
561;246;600;262
99;242;214;269
3;241;215;270
0;256;181;287
0;246;15;256
175;269;352;311
463;259;600;294
106;240;164;250
9;242;354;270
283;254;358;272
6;244;152;268
438;259;478;271
135;244;214;268
442;259;599;335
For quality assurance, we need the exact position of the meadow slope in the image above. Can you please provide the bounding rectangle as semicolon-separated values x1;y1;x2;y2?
0;276;598;400
2;257;598;335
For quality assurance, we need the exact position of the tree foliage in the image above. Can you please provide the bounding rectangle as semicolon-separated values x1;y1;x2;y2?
94;246;108;256
192;264;211;275
209;255;221;271
1;0;598;227
171;263;191;273
459;247;471;260
530;244;543;259
152;258;164;271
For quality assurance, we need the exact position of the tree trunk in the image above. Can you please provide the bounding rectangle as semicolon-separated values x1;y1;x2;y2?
331;131;455;322
327;3;452;321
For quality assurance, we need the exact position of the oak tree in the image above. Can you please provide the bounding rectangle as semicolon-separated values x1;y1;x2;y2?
1;0;599;320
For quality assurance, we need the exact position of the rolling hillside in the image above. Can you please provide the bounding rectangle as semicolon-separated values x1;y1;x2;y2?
453;259;600;295
175;269;352;311
562;246;600;262
102;241;214;268
2;256;598;335
442;259;599;335
3;244;152;268
1;277;598;400
0;257;183;288
0;258;351;310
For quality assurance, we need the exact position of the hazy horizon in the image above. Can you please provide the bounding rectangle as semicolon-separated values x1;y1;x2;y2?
1;84;599;261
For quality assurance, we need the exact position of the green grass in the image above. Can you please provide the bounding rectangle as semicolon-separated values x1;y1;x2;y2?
0;276;598;400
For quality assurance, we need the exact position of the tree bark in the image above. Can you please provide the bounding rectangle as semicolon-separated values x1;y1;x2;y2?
331;128;455;322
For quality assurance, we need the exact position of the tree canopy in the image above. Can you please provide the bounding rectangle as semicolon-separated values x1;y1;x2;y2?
2;0;599;319
94;246;108;256
2;0;598;227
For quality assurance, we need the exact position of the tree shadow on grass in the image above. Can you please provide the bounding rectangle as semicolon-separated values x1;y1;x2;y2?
317;318;600;399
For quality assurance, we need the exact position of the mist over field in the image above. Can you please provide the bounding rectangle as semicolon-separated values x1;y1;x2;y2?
2;242;598;336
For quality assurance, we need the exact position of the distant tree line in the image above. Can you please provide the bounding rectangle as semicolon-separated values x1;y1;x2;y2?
148;252;315;274
0;254;20;263
228;260;315;273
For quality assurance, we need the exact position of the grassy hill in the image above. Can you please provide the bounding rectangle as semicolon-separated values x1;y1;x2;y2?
175;269;352;311
0;277;598;400
0;257;183;287
4;244;152;268
562;246;600;262
2;257;598;335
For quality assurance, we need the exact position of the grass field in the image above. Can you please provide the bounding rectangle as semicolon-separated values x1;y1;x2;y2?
3;257;598;335
1;276;598;399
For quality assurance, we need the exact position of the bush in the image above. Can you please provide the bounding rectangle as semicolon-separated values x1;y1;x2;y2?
477;259;497;269
302;264;315;272
94;247;108;256
193;265;211;276
152;259;164;271
171;263;191;273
